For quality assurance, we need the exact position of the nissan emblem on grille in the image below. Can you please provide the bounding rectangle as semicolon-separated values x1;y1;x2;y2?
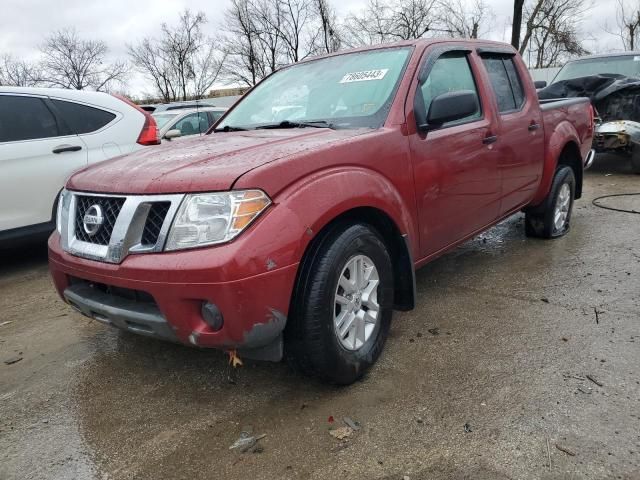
83;204;104;236
61;192;183;263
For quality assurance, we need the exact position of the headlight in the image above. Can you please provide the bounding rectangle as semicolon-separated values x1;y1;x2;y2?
56;190;66;234
165;190;271;251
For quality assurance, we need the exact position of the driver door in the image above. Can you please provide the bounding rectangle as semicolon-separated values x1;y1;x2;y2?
408;48;502;258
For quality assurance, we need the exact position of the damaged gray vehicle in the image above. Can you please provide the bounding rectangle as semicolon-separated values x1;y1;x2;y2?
539;53;640;173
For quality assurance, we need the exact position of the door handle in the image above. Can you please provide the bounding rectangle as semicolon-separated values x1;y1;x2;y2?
52;145;82;154
528;123;541;131
482;135;498;145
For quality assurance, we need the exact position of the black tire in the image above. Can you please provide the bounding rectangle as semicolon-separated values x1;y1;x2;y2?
525;166;576;239
285;223;394;385
631;142;640;174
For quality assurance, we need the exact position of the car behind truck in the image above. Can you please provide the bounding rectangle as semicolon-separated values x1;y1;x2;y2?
540;53;640;173
48;39;594;384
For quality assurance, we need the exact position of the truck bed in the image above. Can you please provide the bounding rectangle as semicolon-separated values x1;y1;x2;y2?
539;97;591;110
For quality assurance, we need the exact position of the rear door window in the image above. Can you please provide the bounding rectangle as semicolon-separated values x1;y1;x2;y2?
481;55;525;113
52;99;116;134
503;59;525;107
0;95;59;142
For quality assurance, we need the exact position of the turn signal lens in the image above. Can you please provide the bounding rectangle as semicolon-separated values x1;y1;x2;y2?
232;192;271;230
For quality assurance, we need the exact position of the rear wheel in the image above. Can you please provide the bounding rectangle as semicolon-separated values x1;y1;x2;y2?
525;166;576;239
285;223;393;385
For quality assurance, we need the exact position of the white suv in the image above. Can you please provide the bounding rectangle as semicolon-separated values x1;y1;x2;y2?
0;87;160;247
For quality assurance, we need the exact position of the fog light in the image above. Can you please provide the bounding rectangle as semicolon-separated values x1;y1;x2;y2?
201;302;224;331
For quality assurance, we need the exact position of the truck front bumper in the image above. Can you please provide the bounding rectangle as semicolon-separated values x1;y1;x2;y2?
48;234;299;361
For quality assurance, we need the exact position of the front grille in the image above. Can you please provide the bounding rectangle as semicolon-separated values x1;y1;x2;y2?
74;195;125;245
62;191;183;263
141;202;170;246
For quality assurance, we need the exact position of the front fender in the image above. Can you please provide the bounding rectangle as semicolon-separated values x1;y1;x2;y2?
270;166;418;264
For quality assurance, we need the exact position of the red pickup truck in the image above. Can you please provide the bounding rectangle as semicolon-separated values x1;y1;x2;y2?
49;39;594;384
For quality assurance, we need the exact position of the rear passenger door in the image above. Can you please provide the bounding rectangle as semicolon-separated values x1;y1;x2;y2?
0;94;87;231
478;52;544;214
50;99;118;163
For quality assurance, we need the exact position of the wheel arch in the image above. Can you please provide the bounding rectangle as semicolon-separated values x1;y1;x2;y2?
289;206;416;315
529;134;584;208
558;141;583;199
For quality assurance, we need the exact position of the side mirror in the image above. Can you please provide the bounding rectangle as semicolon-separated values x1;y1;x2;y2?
164;129;181;140
534;80;547;89
420;90;479;130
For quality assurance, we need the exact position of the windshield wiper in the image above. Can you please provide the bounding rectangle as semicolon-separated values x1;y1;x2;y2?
255;120;335;130
213;125;249;132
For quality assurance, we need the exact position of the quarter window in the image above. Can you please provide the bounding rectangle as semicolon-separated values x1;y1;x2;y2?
481;55;525;113
0;95;59;143
420;52;482;127
52;99;116;134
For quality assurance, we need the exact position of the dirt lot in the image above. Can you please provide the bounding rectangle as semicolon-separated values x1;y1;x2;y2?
1;157;639;480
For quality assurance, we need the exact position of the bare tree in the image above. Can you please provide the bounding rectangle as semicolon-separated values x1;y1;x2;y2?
606;0;640;50
344;0;442;47
343;0;395;47
530;9;588;67
221;0;268;86
0;55;42;86
40;28;127;91
277;0;316;62
163;10;205;101
518;0;546;55
393;0;440;39
221;0;326;86
192;44;227;99
315;0;341;53
128;10;225;101
128;38;179;102
252;0;286;73
440;0;491;39
517;0;590;68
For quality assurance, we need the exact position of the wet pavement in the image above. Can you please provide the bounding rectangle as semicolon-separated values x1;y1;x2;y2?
1;156;639;480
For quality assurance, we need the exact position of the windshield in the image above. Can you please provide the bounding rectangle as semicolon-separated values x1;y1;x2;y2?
217;47;412;131
554;55;640;82
153;112;180;129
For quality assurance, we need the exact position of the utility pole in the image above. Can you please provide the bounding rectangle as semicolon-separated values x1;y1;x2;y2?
511;0;525;49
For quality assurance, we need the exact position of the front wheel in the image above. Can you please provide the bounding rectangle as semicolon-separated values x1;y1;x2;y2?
285;223;394;385
525;166;576;239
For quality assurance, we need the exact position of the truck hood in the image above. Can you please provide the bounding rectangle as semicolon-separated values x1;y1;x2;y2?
67;128;367;194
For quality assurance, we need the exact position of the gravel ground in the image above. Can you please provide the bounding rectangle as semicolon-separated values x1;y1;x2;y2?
1;155;639;480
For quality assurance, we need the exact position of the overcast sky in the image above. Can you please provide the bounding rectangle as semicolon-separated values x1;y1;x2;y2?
0;0;627;96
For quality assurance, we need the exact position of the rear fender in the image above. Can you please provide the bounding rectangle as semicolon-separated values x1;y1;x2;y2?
529;120;581;206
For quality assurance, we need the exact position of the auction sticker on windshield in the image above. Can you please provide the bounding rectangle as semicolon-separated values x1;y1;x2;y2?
340;69;389;83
